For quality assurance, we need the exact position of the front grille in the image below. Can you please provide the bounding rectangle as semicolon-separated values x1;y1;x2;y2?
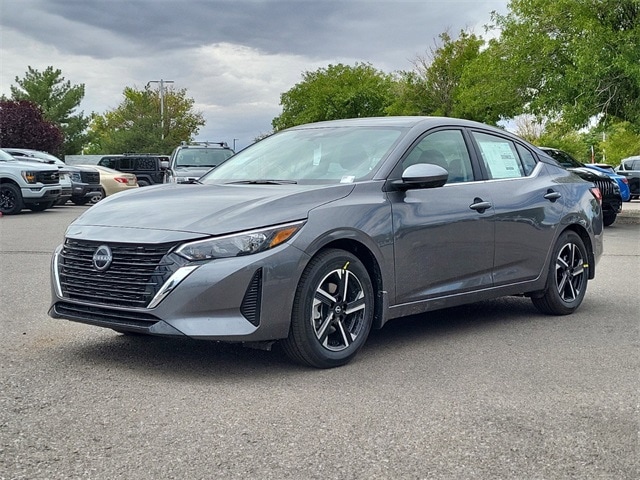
594;178;616;197
81;171;100;184
240;268;262;326
59;239;179;308
36;171;59;184
54;302;159;329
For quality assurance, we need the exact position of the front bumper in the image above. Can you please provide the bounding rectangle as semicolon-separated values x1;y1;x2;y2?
50;241;310;342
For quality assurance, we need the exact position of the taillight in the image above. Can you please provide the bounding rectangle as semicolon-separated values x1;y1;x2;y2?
621;177;629;184
590;187;602;203
114;177;128;184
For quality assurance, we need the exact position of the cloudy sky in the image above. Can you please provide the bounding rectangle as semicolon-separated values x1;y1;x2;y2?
1;0;509;151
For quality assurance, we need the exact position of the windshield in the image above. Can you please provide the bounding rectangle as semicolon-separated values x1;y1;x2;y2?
543;149;582;168
200;126;405;184
0;149;14;161
175;148;234;168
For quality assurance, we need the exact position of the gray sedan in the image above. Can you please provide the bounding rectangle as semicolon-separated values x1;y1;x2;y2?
50;117;603;368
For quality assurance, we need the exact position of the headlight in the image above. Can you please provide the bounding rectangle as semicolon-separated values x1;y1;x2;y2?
70;172;82;182
175;221;305;261
21;171;37;184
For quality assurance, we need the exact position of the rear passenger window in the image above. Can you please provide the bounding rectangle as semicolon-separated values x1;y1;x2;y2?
472;132;535;179
516;144;537;175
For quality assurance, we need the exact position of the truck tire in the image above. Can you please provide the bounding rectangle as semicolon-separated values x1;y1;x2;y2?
28;200;55;212
603;212;617;227
0;183;24;215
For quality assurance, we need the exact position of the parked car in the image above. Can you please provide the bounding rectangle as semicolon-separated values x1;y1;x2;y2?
582;162;630;202
0;148;61;214
3;148;102;205
539;147;622;226
97;154;169;186
50;117;603;368
77;165;138;197
165;141;234;184
615;155;640;200
4;149;73;205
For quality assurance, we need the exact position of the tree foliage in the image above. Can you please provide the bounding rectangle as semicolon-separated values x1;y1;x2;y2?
482;0;640;128
85;86;205;154
389;31;484;118
0;100;64;154
272;63;395;131
10;66;90;155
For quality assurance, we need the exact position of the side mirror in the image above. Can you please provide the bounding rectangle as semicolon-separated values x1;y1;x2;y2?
391;163;449;190
160;160;169;170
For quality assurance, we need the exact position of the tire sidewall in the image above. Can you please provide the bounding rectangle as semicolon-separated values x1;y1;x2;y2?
547;231;589;313
291;249;374;368
0;183;23;215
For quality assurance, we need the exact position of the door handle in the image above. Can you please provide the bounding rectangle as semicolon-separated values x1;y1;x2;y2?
469;198;492;213
544;190;562;201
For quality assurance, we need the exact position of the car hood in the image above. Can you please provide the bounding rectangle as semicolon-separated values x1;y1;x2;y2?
68;183;354;242
0;159;59;171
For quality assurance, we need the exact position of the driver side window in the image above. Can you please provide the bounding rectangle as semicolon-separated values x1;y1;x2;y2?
403;130;474;184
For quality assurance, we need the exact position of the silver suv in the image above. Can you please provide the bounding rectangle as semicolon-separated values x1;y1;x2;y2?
165;141;234;183
0;148;61;214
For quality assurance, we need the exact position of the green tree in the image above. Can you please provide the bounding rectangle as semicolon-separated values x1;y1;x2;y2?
272;63;396;131
483;0;640;128
10;66;90;155
597;121;640;164
85;86;205;154
0;100;64;154
389;30;496;122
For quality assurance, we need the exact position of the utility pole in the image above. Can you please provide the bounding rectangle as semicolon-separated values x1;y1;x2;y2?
147;79;174;139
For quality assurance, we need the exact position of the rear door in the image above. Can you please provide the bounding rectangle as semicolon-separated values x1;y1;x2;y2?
468;130;564;285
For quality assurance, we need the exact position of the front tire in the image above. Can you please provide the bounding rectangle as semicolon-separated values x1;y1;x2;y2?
281;249;374;368
532;231;589;315
28;200;55;212
0;183;24;215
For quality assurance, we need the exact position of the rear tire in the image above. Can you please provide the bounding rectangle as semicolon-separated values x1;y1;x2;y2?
281;249;374;368
603;212;617;227
531;231;589;315
137;180;149;187
0;183;24;215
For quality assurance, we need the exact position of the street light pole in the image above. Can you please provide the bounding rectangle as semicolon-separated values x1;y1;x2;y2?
147;79;174;139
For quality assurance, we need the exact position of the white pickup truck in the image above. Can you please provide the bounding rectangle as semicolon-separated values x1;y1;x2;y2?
0;148;61;214
616;156;640;200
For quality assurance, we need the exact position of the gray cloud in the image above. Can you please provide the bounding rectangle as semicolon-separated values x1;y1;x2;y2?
1;0;508;149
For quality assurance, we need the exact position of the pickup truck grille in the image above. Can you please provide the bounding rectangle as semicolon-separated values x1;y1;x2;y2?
80;171;100;184
593;178;617;198
36;171;60;184
59;239;180;308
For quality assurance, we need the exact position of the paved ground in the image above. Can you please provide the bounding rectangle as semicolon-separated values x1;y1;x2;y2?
0;204;638;480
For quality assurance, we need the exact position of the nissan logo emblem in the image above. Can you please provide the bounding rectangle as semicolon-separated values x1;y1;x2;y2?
93;245;113;271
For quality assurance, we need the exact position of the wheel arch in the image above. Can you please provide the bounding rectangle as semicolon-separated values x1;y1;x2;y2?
308;238;387;330
561;224;596;280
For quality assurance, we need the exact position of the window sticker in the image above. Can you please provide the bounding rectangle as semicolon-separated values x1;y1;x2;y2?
478;141;522;178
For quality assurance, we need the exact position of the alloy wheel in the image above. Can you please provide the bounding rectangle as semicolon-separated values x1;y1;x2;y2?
554;242;586;303
311;267;367;352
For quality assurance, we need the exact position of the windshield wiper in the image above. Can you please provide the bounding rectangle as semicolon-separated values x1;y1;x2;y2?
226;179;298;185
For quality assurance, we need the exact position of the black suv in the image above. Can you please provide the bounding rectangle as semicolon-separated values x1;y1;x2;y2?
4;147;102;205
540;147;622;226
166;141;234;183
98;154;169;186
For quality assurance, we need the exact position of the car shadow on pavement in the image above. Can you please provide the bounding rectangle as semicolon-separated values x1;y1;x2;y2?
61;296;542;378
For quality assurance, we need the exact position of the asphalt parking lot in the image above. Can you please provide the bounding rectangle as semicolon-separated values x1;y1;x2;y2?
1;204;638;479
